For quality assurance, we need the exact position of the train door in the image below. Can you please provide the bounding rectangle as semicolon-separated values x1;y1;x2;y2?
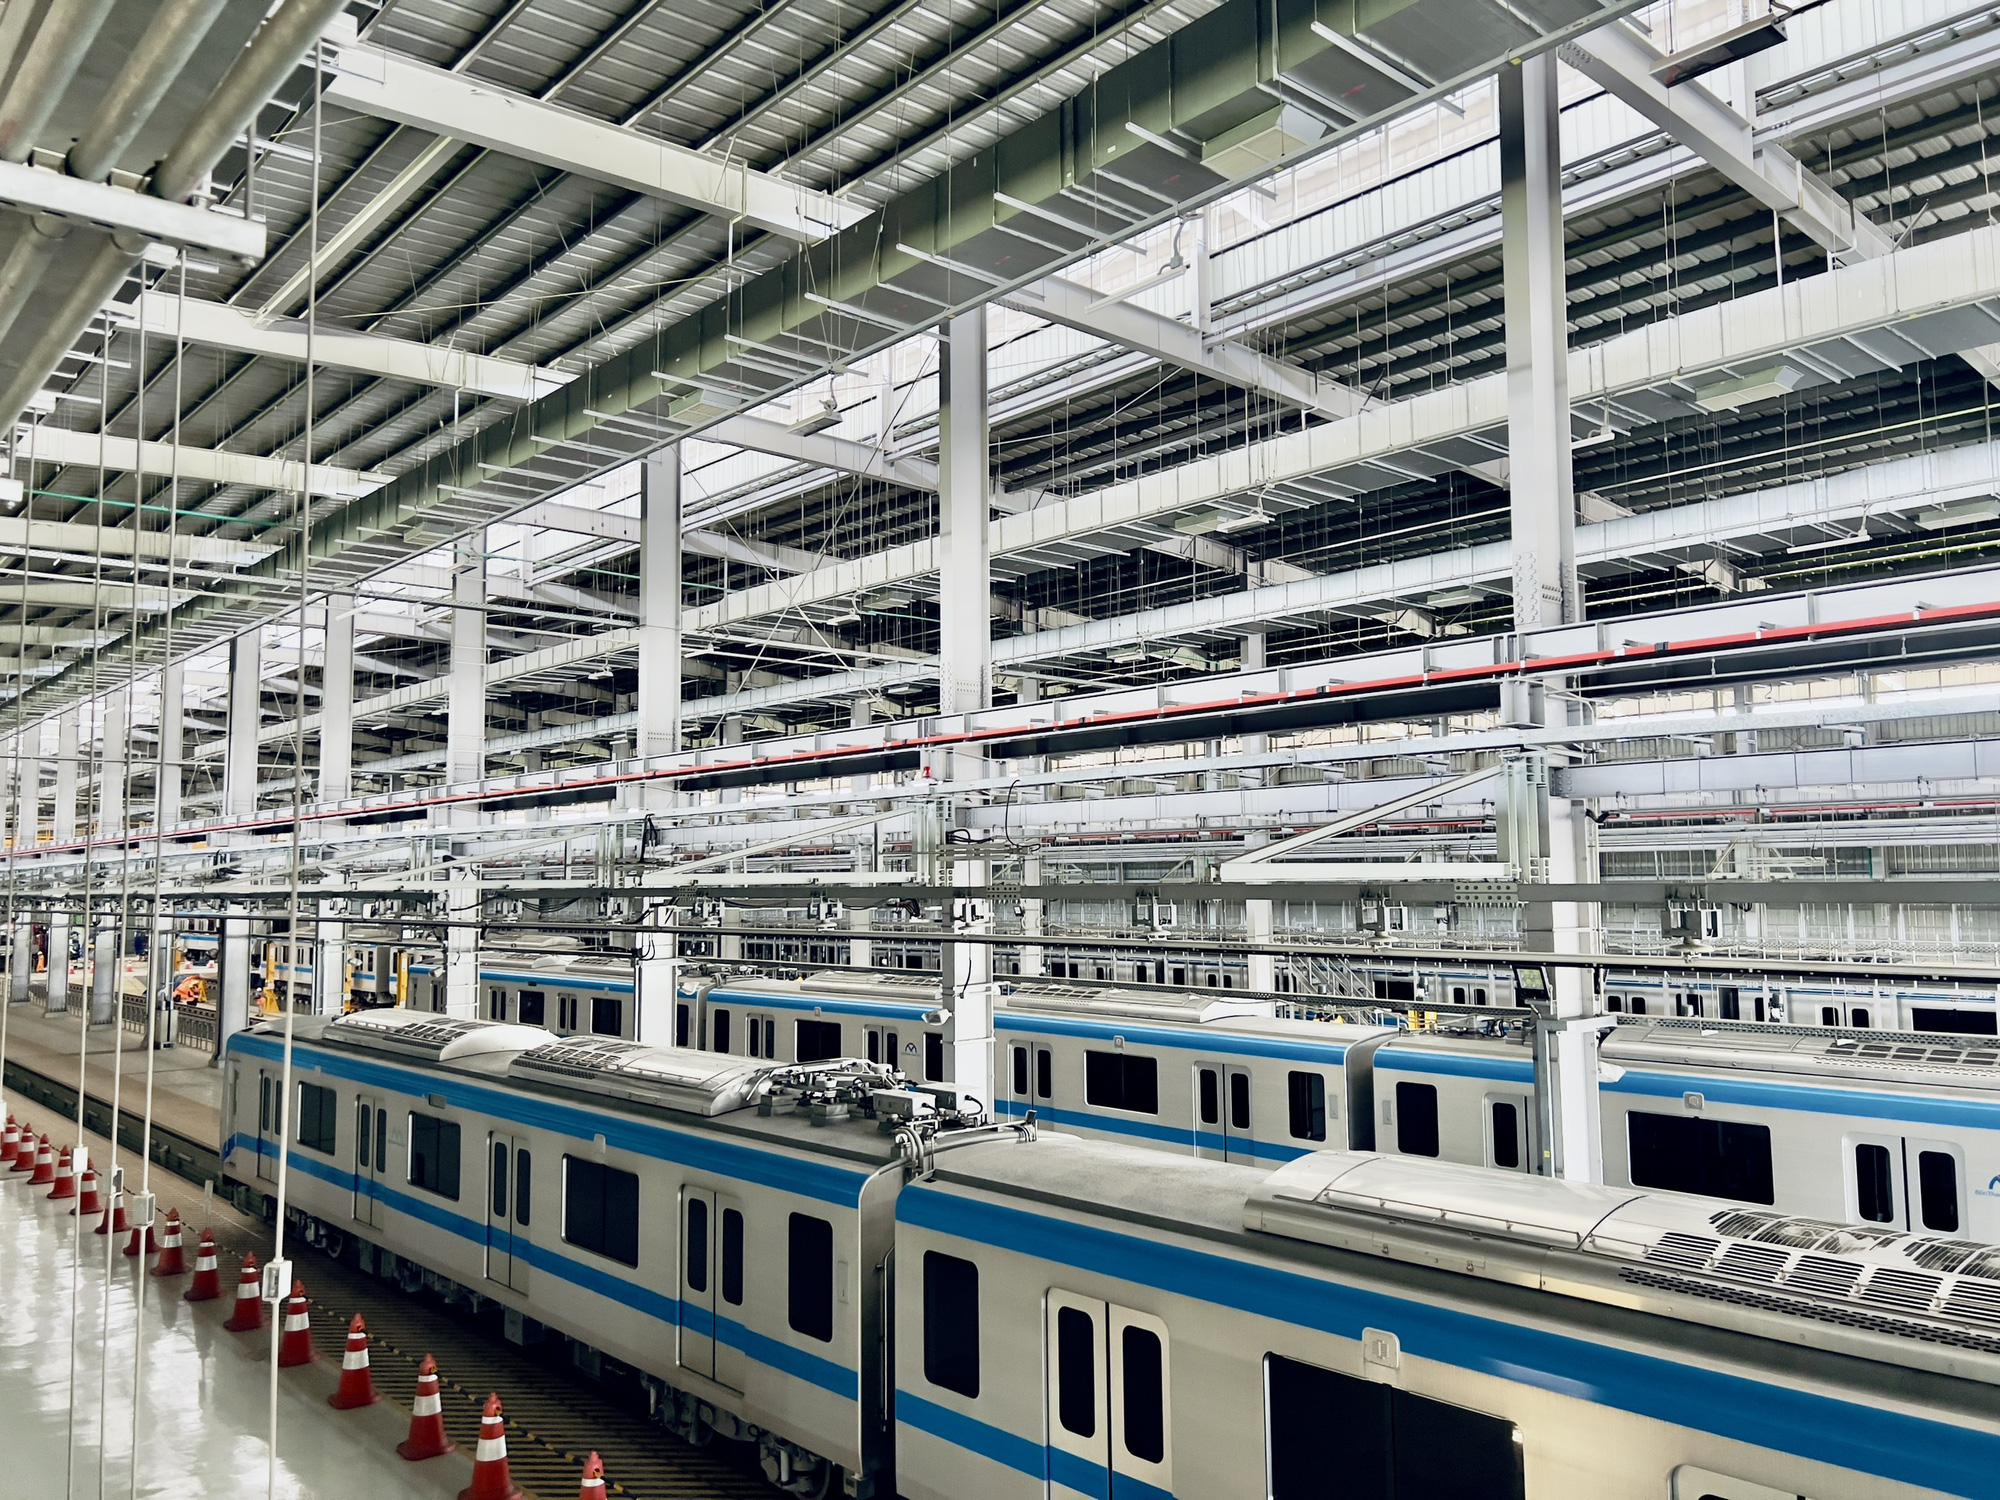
1193;1063;1257;1163
1044;1293;1173;1500
1847;1133;1965;1235
867;1024;902;1074
485;1133;530;1292
352;1094;387;1227
744;1011;778;1059
255;1069;281;1181
680;1188;746;1390
1483;1093;1530;1172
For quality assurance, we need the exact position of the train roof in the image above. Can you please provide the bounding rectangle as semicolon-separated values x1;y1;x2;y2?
929;1136;2000;1380
317;1008;557;1063
508;1037;771;1115
1604;1016;2000;1084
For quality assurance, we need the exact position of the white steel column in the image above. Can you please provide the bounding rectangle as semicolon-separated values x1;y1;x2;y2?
10;917;29;1003
223;628;263;821
937;307;993;1112
156;660;184;829
52;710;77;843
634;907;678;1043
847;695;875;970
636;450;683;761
98;692;126;837
89;916;116;1026
447;540;486;787
1499;53;1578;632
217;905;250;1054
316;900;347;1016
320;592;355;804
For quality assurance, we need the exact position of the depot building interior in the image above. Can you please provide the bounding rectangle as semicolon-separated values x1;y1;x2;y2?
4;0;2000;1496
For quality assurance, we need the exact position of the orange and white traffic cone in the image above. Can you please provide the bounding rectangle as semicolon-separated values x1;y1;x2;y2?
10;1125;37;1173
1;1115;18;1165
326;1314;379;1409
46;1145;75;1200
26;1135;53;1185
457;1394;521;1500
149;1210;185;1276
223;1253;263;1333
276;1280;313;1367
577;1452;606;1500
123;1218;157;1257
183;1230;221;1301
396;1355;455;1461
69;1166;102;1218
96;1191;129;1236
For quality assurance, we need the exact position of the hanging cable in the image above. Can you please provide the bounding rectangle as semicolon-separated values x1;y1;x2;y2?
266;35;325;1498
127;249;185;1500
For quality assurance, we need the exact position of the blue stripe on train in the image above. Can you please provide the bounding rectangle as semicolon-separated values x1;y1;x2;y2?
992;1012;1354;1066
897;1187;2000;1497
896;1392;1175;1499
222;1128;857;1399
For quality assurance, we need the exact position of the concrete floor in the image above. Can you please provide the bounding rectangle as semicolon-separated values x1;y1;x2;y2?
0;1148;480;1499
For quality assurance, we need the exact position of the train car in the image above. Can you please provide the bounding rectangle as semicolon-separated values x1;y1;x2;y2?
1375;1018;2000;1241
220;1010;960;1497
894;1140;2000;1500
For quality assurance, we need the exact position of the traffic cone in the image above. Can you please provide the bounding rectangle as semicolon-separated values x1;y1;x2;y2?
276;1280;313;1366
183;1230;221;1301
149;1210;185;1276
396;1355;455;1461
69;1166;102;1217
1;1114;18;1165
95;1191;129;1237
223;1253;263;1332
10;1125;35;1173
123;1219;157;1257
577;1453;606;1499
326;1314;379;1409
457;1393;521;1500
26;1135;53;1185
46;1146;75;1200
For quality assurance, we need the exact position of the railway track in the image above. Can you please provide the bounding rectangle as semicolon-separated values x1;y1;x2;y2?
1;1055;774;1500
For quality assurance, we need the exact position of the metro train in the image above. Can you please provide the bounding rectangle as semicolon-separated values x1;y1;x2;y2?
219;1010;2000;1499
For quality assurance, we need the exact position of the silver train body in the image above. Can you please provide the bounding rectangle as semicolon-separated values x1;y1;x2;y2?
219;1013;2000;1499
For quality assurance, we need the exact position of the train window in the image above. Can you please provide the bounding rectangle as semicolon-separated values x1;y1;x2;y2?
721;1207;744;1306
1266;1353;1525;1500
407;1112;461;1201
1473;988;1487;1006
1451;987;1465;1004
869;1031;880;1064
1719;989;1740;1020
1821;1006;1839;1026
1395;1083;1439;1158
559;995;579;1031
1606;996;1624;1013
764;1018;778;1058
1056;1307;1096;1436
1854;1143;1894;1222
1198;1069;1219;1126
591;997;622;1036
375;1109;387;1173
1914;1007;2000;1036
922;1251;980;1398
1011;1046;1028;1096
787;1213;835;1343
1120;1325;1165;1464
1919;1151;1961;1233
1230;1072;1250;1131
1171;968;1186;987
515;1150;531;1226
1491;1101;1521;1170
1629;996;1647;1016
924;1032;944;1081
1672;1464;1815;1500
674;1004;690;1046
686;1198;709;1293
1627;1113;1773;1204
797;1019;842;1063
1851;1007;1870;1029
486;988;505;1021
562;1157;639;1267
491;1143;509;1217
1085;1052;1159;1115
295;1082;337;1155
1287;1073;1327;1142
517;989;545;1027
713;1009;732;1054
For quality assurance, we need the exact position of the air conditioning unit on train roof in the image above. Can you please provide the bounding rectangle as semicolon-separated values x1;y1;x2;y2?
322;1009;555;1063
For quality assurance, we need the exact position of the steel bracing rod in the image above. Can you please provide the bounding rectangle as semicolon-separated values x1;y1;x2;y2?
1221;763;1506;873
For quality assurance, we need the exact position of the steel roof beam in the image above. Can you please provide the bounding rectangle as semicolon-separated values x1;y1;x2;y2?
318;36;868;244
13;423;386;498
137;291;569;400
